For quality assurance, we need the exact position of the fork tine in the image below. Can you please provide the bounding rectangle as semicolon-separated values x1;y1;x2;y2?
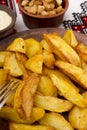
0;80;20;109
0;80;12;95
0;88;16;109
0;80;19;101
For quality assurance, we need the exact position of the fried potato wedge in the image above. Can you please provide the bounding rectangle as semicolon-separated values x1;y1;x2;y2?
43;68;87;108
4;52;23;77
6;38;26;54
69;106;87;130
63;29;78;47
0;51;6;67
81;60;87;72
34;94;73;113
82;91;87;104
43;50;55;69
75;43;87;63
14;73;39;120
6;93;15;107
40;39;51;51
75;43;87;55
25;54;43;74
15;52;29;79
25;38;42;58
43;33;81;67
78;52;87;63
55;60;87;90
0;106;45;124
1;30;87;130
37;75;58;97
9;122;55;130
0;69;9;86
39;112;74;130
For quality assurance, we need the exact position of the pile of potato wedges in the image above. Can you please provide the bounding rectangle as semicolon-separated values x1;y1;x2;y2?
0;29;87;130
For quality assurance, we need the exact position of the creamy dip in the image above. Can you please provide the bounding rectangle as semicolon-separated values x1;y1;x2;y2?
0;10;12;31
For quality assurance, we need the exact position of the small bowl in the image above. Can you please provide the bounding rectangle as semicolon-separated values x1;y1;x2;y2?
18;0;69;29
0;5;16;39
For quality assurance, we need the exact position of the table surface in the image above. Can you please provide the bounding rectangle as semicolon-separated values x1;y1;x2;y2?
0;0;87;35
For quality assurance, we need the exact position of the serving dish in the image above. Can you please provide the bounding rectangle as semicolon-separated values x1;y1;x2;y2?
18;0;69;28
0;28;87;130
0;5;16;39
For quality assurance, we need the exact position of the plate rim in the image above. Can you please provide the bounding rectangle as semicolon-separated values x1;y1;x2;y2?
0;28;87;50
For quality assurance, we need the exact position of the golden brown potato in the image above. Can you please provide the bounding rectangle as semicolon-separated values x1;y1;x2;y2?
75;43;87;55
43;33;81;67
34;94;73;113
0;51;6;67
25;38;42;58
63;29;78;47
9;122;55;130
39;112;74;130
0;106;45;124
43;50;55;69
40;39;51;51
77;52;87;63
0;69;9;86
81;60;87;72
1;29;87;130
15;52;29;79
14;73;39;120
82;91;87;104
37;75;58;96
69;106;87;130
55;60;87;90
75;43;87;63
4;52;23;77
25;54;43;74
43;67;87;108
6;93;15;107
6;38;26;54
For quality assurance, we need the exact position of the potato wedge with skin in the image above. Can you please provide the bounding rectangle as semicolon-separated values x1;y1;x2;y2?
34;94;73;113
43;33;81;67
63;29;78;47
43;68;87;108
69;106;87;130
43;50;55;69
82;91;87;104
75;43;87;55
0;51;6;67
77;52;87;63
14;73;40;120
37;75;58;97
0;106;45;124
75;43;87;63
39;112;74;130
6;38;26;54
25;38;42;58
25;54;43;74
15;52;28;65
40;39;51;51
81;60;87;72
6;93;15;107
9;122;55;130
0;69;9;86
15;52;29;79
55;60;87;90
4;52;23;77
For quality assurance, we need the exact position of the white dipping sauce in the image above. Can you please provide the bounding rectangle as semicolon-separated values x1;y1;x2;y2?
0;10;12;31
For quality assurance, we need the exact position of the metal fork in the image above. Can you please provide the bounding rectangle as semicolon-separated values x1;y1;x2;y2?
0;79;20;109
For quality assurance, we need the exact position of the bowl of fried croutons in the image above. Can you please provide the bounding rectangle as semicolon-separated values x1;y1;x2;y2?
18;0;69;28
